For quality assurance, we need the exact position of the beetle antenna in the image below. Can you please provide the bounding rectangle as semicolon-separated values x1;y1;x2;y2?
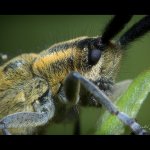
119;15;150;48
101;15;133;45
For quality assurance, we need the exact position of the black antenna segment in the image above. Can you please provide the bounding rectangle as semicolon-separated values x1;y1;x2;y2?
101;15;133;45
119;15;150;48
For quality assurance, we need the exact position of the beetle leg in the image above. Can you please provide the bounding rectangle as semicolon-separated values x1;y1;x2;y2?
0;91;55;135
71;105;80;135
64;71;149;135
2;128;11;135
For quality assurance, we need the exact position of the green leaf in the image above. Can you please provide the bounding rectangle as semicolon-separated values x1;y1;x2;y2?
95;69;150;135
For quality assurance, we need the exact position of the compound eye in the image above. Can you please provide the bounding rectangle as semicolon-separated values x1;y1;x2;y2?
88;49;101;65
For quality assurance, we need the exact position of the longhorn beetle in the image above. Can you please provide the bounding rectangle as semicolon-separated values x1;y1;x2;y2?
0;15;150;135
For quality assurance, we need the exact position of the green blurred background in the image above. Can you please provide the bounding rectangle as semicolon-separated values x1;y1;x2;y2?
0;15;150;134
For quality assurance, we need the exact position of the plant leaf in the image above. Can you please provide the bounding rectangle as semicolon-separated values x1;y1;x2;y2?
95;69;150;135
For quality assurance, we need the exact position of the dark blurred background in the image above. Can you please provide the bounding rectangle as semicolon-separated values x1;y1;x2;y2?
0;15;150;134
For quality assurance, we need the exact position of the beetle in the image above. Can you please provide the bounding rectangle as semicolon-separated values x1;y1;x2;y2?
0;15;150;135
